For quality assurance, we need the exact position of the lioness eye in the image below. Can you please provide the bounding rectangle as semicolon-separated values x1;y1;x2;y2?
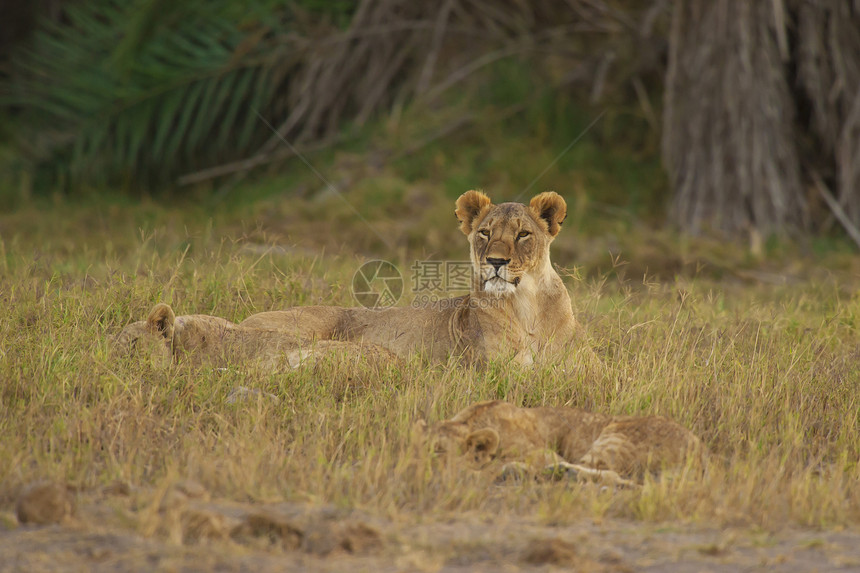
478;229;490;238
517;231;530;239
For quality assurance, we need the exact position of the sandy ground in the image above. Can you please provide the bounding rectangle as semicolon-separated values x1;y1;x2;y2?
2;489;860;573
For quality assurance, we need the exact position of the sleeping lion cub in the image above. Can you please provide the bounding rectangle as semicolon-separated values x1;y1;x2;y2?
111;302;395;371
422;400;706;487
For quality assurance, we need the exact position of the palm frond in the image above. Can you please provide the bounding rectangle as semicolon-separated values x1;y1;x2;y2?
2;0;308;190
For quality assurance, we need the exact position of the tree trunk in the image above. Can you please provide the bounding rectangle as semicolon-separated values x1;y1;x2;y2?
794;0;860;230
662;0;807;237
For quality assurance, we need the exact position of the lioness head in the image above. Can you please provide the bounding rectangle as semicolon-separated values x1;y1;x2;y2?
110;303;175;367
455;191;566;296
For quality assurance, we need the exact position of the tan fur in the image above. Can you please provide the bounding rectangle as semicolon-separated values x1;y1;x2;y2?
111;303;396;370
240;191;584;366
425;401;706;485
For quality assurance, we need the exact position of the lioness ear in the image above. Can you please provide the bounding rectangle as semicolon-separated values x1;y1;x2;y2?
465;428;500;457
455;190;492;235
147;303;176;341
529;191;567;237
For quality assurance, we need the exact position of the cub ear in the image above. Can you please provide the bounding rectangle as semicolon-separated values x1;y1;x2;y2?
529;191;567;237
464;428;500;458
411;419;429;440
146;303;176;341
410;419;430;451
455;190;492;235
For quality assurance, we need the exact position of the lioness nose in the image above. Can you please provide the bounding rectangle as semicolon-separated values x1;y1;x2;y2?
486;257;510;271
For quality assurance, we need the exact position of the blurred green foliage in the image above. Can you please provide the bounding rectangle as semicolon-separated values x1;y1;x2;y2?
0;0;355;192
0;0;666;234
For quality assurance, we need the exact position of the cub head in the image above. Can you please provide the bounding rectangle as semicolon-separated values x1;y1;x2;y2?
110;303;176;367
422;420;501;468
455;190;566;296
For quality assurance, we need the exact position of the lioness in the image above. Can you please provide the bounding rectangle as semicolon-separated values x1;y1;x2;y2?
241;191;585;366
111;302;395;370
423;401;705;486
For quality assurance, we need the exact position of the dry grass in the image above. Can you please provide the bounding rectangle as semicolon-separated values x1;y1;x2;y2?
1;189;859;561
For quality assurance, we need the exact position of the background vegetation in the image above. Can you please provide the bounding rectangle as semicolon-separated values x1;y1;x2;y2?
2;0;859;241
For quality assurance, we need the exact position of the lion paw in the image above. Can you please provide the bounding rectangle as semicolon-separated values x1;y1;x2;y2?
495;462;531;483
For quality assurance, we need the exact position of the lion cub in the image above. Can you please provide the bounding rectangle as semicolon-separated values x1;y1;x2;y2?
111;303;395;371
424;400;705;486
